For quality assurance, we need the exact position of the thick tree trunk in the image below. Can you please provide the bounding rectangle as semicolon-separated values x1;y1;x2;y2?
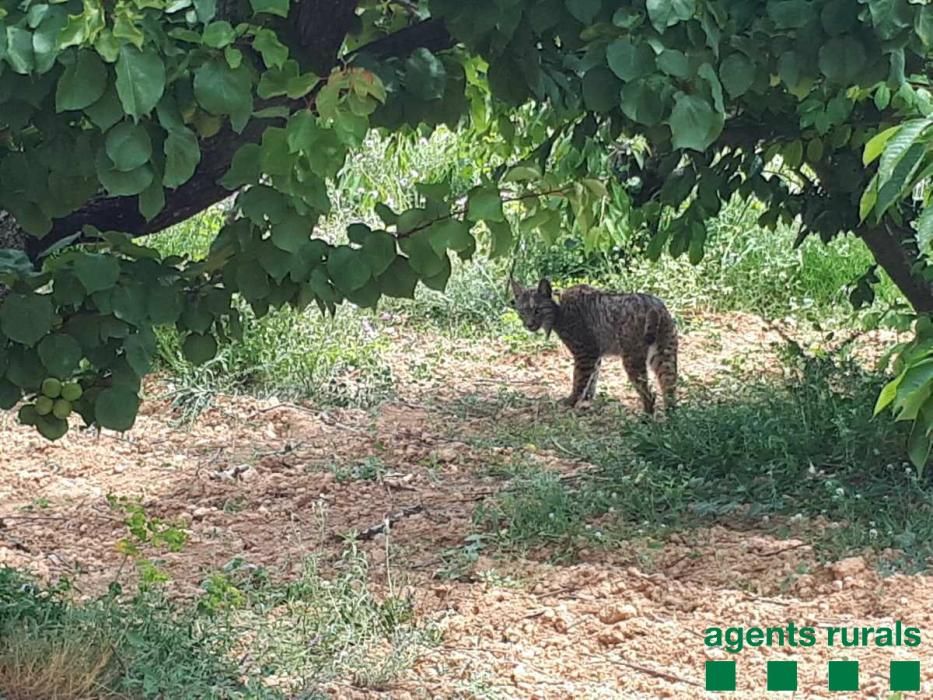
859;222;933;313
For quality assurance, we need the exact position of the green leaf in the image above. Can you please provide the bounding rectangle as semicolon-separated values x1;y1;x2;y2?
421;253;451;291
236;263;270;301
820;0;857;36
123;331;156;377
917;6;933;48
194;58;253;123
183;333;218;365
668;93;723;151
908;418;932;469
379;257;418;299
147;285;182;324
96;151;154;197
258;242;292;281
94;387;140;431
361;231;397;276
657;49;691;78
222;143;261;189
106;122;153;172
74;253;121;293
139;178;165;221
784;139;804;169
399;235;445;276
818;36;867;84
327;246;372;292
56;51;107;111
606;38;656;82
876;142;926;216
646;0;695;32
5;27;34;74
0;381;21;410
0;294;53;346
582;66;621;113
863;125;900;166
875;374;902;415
111;284;147;324
253;28;288;69
467;187;505;222
38;334;82;377
249;0;289;17
194;0;217;22
917;205;933;255
621;79;665;125
85;86;124;131
768;0;816;29
115;46;166;118
697;63;724;114
565;0;601;24
487;220;513;258
270;213;313;253
427;218;473;254
718;53;755;98
163;128;201;188
875;84;891;111
404;48;447;101
878;119;932;182
203;21;235;48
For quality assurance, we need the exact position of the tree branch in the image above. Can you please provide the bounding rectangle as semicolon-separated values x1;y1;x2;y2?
23;15;456;259
860;220;933;313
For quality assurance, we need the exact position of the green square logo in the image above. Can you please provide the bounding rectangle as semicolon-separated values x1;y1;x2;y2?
706;660;736;692
828;660;859;691
768;660;798;692
890;660;921;692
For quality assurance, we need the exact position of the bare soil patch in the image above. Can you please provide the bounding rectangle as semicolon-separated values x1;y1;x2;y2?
0;313;921;698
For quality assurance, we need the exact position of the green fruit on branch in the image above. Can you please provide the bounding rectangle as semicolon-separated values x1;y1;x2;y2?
52;399;72;419
35;396;54;416
61;382;83;402
41;378;62;399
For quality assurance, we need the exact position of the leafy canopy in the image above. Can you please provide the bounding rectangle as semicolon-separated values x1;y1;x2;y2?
0;0;932;445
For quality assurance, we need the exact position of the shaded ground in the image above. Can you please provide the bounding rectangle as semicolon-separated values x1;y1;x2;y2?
0;312;925;699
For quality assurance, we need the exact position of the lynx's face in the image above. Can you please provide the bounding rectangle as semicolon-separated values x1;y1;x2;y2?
510;279;557;333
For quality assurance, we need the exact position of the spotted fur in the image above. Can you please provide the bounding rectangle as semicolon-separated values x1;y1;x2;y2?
510;278;678;414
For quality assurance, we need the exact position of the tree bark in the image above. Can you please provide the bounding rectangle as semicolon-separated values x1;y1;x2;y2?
859;221;933;313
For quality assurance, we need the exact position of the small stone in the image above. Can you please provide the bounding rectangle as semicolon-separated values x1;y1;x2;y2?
598;603;638;624
192;506;211;520
598;628;625;646
830;556;866;580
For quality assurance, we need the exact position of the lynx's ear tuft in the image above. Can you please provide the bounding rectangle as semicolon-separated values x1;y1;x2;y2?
537;278;553;297
510;278;523;297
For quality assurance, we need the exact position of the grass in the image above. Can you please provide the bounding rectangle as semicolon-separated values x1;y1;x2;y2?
0;545;435;699
470;344;933;570
156;300;394;419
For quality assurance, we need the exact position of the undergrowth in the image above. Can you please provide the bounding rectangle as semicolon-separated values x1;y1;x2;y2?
156;300;393;420
0;545;434;699
473;344;933;571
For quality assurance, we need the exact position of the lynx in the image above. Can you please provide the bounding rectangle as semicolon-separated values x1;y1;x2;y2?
510;278;678;414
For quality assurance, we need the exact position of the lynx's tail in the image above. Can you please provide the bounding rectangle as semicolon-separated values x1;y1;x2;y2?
644;307;660;345
648;322;678;413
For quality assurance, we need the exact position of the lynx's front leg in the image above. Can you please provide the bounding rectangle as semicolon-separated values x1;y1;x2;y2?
564;354;600;407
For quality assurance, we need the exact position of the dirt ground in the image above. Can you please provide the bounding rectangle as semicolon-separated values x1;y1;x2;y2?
0;312;928;699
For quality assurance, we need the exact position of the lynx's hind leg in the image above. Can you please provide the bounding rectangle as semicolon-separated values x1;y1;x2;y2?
623;353;655;415
648;334;678;413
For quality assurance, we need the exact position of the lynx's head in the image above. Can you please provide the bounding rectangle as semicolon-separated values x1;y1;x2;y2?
509;278;558;336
